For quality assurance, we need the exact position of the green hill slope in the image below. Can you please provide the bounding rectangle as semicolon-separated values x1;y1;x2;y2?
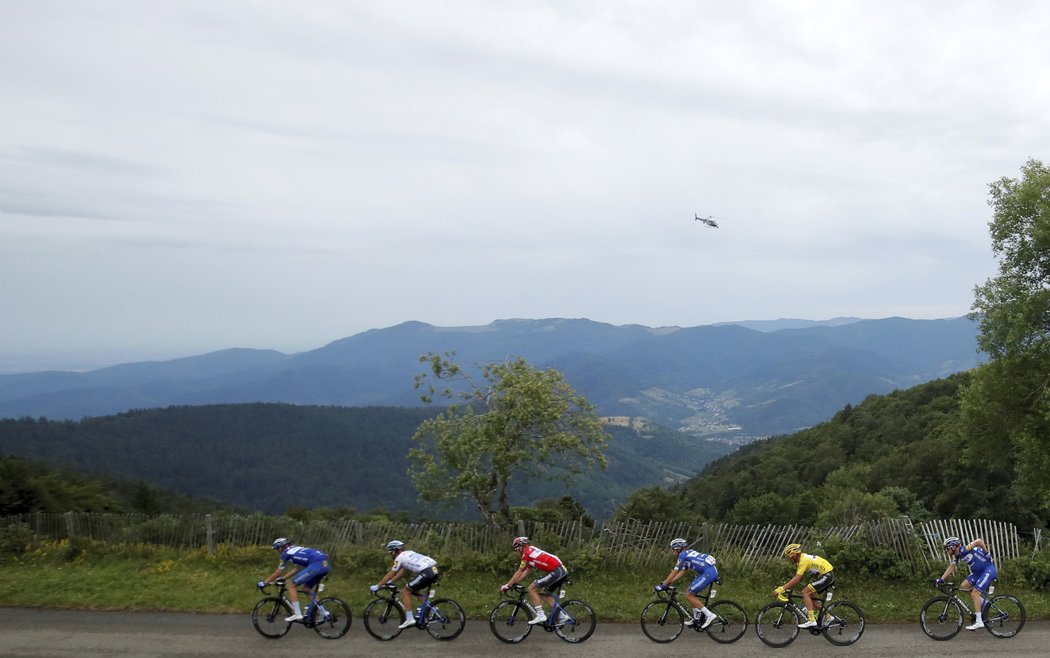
640;372;1032;528
0;404;732;519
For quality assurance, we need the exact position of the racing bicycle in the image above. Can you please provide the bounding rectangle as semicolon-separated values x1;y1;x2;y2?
489;580;596;644
754;585;865;647
919;580;1026;640
640;579;748;644
252;578;351;639
362;581;465;641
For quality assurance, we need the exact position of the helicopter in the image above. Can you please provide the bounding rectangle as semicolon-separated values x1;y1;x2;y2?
694;213;719;228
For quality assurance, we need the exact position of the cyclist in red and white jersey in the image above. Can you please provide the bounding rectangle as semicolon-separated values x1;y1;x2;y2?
499;536;569;625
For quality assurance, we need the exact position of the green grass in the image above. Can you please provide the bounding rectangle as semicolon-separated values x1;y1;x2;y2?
3;540;1048;623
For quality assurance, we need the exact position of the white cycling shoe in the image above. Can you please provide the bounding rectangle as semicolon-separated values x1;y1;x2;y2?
398;616;417;629
797;619;817;629
966;621;984;631
284;613;304;622
528;612;547;625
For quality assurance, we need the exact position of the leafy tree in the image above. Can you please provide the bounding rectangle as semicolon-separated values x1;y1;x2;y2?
409;353;609;526
965;158;1050;522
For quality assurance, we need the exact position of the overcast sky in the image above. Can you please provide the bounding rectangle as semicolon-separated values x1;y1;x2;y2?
2;1;1047;373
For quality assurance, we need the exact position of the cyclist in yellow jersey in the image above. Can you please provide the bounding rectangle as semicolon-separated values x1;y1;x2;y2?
774;543;834;629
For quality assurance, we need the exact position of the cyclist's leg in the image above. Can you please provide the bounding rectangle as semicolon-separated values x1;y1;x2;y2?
685;569;717;623
804;572;834;624
969;571;994;624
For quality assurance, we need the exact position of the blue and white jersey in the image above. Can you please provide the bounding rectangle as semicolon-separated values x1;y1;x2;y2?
279;544;329;568
953;543;993;574
673;549;717;573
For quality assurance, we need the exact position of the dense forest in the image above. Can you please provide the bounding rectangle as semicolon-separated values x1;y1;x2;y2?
0;404;732;518
0;453;222;515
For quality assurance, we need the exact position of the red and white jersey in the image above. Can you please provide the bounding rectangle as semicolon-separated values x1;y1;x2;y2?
519;546;563;572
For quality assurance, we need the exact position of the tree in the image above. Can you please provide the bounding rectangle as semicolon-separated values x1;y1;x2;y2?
964;158;1050;522
409;352;609;526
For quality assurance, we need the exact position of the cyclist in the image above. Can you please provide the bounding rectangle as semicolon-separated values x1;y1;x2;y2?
937;536;997;630
499;536;569;625
775;543;834;629
369;540;441;630
258;537;331;622
653;537;718;629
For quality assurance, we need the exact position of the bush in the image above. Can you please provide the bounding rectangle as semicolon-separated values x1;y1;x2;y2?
0;522;34;557
1011;550;1050;591
822;534;913;580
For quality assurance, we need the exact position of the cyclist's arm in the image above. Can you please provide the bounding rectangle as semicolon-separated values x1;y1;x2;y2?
263;565;284;584
781;573;803;591
661;569;686;587
504;564;531;588
969;538;987;552
940;562;956;581
377;566;407;588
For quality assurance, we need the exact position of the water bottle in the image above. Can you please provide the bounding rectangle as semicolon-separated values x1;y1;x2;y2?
710;588;717;598
826;591;833;602
318;583;325;592
429;589;435;597
559;589;566;599
988;585;995;595
414;607;422;618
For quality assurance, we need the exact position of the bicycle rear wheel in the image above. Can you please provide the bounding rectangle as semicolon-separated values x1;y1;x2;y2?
363;597;405;641
919;595;964;641
252;597;292;639
821;600;865;646
312;597;352;639
489;600;534;644
984;594;1026;638
706;599;748;644
425;598;465;641
554;599;596;643
754;602;801;648
640;600;684;643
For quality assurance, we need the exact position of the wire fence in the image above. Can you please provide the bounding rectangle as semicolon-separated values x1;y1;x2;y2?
0;512;1030;569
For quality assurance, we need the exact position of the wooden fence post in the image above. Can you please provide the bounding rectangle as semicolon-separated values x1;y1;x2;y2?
206;514;215;555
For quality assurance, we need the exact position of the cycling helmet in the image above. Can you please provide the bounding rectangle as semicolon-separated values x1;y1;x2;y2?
943;536;961;549
512;536;529;550
272;537;291;550
783;543;802;558
386;540;405;553
669;538;688;551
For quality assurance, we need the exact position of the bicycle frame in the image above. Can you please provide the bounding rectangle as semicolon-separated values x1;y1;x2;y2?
501;583;576;631
265;578;324;626
370;582;442;629
652;583;716;630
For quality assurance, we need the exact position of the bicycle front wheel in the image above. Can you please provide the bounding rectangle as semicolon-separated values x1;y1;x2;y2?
554;599;596;643
640;600;684;643
984;594;1026;638
489;600;534;644
919;595;964;641
425;598;465;641
252;597;292;639
312;597;352;639
821;600;865;646
363;597;405;641
754;602;801;648
706;599;748;644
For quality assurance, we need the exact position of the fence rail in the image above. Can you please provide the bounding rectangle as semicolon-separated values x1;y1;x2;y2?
0;513;1030;569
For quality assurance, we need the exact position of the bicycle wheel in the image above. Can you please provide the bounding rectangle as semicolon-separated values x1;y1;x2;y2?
754;602;801;648
311;597;352;639
251;597;292;639
821;600;865;646
363;597;405;641
919;595;964;641
984;594;1026;638
640;600;684;643
425;598;465;641
489;600;534;644
554;599;596;643
706;599;748;644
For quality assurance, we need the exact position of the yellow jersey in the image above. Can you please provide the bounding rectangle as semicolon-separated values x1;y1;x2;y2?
796;553;833;576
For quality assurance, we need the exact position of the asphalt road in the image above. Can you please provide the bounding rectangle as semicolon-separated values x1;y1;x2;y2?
1;608;1046;657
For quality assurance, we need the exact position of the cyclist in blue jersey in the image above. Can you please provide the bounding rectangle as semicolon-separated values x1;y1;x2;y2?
653;538;719;629
937;536;997;630
258;537;331;622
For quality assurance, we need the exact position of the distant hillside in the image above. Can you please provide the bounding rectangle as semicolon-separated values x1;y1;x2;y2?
0;404;732;518
0;452;227;515
0;317;983;440
656;371;1035;528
